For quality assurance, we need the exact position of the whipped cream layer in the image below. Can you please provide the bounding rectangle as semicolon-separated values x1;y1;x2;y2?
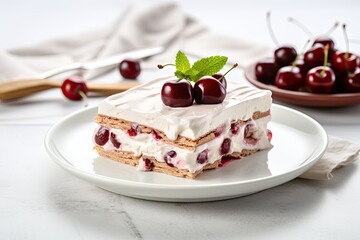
98;76;272;140
94;116;271;173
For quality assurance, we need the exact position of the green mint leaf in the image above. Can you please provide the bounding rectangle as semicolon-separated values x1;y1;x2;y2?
184;68;200;81
175;50;191;73
174;70;185;79
192;56;228;77
185;68;199;77
189;73;205;82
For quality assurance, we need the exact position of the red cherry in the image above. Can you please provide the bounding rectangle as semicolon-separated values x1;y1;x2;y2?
143;158;154;171
331;52;358;74
304;44;325;70
164;150;176;167
292;57;309;78
110;132;121;149
196;149;209;164
344;69;360;92
161;80;194;107
275;66;304;91
61;76;88;101
215;124;226;137
220;138;231;155
230;121;240;135
274;45;297;67
95;126;109;146
212;73;227;89
266;13;297;67
267;129;273;142
194;77;226;104
313;37;335;56
306;66;335;93
255;59;279;84
127;123;141;137
152;130;162;140
119;59;141;79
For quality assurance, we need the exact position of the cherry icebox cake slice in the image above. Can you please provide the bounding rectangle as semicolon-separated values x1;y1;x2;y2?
93;76;272;179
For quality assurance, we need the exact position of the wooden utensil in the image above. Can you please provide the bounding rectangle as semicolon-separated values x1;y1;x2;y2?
0;79;139;101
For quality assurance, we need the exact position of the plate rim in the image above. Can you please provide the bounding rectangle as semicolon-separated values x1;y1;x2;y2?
44;104;328;192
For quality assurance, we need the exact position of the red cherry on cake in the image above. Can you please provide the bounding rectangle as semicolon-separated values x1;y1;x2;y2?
152;130;162;140
344;69;360;92
331;52;358;74
230;121;240;135
304;43;325;69
164;150;177;167
196;149;209;164
220;138;231;155
110;132;121;148
127;123;141;137
255;59;279;84
61;76;88;101
267;129;273;142
306;66;335;93
212;73;227;89
161;79;194;107
143;158;154;170
194;77;226;104
274;46;297;67
119;59;141;79
95;126;109;146
275;66;303;91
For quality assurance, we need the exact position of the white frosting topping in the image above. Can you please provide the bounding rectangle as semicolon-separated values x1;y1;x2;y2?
98;76;272;140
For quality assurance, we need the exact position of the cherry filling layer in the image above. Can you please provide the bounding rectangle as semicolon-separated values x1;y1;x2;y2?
94;116;271;173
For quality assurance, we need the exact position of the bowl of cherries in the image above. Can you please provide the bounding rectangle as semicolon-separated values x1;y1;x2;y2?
245;15;360;107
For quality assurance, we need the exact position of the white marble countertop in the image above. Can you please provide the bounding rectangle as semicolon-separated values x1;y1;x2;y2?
1;0;360;239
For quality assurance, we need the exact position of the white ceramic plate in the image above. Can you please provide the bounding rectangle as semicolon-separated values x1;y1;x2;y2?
45;104;328;202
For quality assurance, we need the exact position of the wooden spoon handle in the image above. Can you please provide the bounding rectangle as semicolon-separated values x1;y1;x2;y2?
0;79;60;101
0;79;139;101
87;81;139;95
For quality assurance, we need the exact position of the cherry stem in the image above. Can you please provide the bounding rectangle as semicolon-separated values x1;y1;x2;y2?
218;63;238;81
157;63;176;69
266;12;280;46
78;90;88;107
325;22;339;36
291;39;311;68
320;45;329;77
288;17;314;37
342;24;350;58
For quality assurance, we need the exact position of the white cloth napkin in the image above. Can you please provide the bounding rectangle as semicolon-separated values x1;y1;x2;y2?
0;3;358;180
0;3;271;82
300;136;360;180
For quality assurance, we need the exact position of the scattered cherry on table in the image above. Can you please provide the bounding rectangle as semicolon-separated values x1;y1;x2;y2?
119;59;141;79
61;75;89;103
